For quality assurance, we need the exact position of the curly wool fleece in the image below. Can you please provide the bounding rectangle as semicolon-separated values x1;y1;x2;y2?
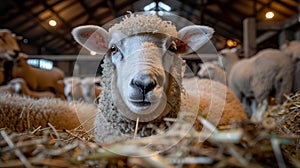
93;14;194;143
108;13;178;37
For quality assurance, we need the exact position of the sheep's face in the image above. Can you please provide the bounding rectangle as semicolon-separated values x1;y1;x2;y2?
198;63;214;78
0;30;20;55
108;33;177;118
72;21;214;122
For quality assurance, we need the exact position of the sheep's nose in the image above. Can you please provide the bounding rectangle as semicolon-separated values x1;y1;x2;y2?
131;73;157;94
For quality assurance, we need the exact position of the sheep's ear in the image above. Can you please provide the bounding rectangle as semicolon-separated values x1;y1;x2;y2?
71;25;109;54
177;25;214;54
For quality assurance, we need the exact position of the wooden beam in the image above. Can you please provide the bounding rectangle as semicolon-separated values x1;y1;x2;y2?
274;0;298;13
243;17;257;58
256;31;277;44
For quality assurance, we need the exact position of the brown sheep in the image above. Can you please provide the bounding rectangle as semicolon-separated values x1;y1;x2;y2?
0;29;21;56
9;78;56;99
11;53;66;99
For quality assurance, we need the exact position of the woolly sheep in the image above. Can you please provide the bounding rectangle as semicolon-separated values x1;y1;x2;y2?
10;53;66;99
198;62;227;85
280;40;300;92
62;77;84;102
218;48;240;74
0;93;96;132
71;13;247;144
219;48;294;120
81;76;102;103
62;76;102;103
183;78;247;125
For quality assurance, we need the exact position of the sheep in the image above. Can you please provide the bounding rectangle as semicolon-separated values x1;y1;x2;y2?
0;93;96;132
197;62;227;85
81;76;102;103
62;77;84;102
219;48;294;121
9;78;56;98
71;13;247;144
10;53;66;99
280;40;300;92
0;29;21;56
218;48;240;74
183;78;247;125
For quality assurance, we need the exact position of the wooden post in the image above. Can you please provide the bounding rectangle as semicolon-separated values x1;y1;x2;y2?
243;17;256;58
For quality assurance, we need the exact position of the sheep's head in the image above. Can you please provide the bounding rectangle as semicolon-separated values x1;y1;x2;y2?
72;14;213;122
0;29;21;56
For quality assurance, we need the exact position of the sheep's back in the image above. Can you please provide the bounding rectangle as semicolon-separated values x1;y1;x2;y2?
228;59;253;98
183;78;247;126
252;49;294;102
0;93;95;132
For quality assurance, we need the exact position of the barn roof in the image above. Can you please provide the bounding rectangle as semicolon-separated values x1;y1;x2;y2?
0;0;298;55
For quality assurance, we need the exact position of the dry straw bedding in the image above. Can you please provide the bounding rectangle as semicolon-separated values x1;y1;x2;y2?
0;93;299;168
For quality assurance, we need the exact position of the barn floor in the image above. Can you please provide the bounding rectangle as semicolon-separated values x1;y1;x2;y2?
0;93;299;168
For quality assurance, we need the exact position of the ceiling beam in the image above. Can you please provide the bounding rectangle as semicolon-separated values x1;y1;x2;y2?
256;0;292;18
274;0;298;13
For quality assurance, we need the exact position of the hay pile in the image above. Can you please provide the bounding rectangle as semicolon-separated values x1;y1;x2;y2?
1;93;300;168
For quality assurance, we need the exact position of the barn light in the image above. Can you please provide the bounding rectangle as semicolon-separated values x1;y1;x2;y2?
265;11;274;19
49;19;57;27
90;51;97;56
226;39;237;47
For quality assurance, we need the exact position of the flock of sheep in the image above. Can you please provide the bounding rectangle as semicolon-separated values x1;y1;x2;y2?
0;13;298;144
198;41;299;121
0;30;102;104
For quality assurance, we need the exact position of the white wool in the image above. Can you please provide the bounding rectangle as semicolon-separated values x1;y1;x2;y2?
109;14;178;37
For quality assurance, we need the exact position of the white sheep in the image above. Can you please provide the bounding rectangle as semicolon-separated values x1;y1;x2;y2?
219;48;294;120
0;93;96;132
197;62;227;85
280;40;300;92
71;13;247;144
10;53;66;99
218;48;240;74
62;77;84;102
81;76;102;103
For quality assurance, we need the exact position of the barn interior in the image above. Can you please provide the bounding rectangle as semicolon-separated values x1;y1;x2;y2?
0;0;299;75
0;1;299;167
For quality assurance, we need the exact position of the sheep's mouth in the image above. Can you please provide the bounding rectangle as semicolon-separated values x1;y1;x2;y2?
131;101;151;107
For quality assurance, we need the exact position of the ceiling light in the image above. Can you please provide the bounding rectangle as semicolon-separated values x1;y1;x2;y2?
226;39;237;47
265;11;274;19
49;19;57;27
90;51;97;56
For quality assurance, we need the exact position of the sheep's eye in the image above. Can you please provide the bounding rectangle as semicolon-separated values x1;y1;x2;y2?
109;45;118;54
168;41;177;52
